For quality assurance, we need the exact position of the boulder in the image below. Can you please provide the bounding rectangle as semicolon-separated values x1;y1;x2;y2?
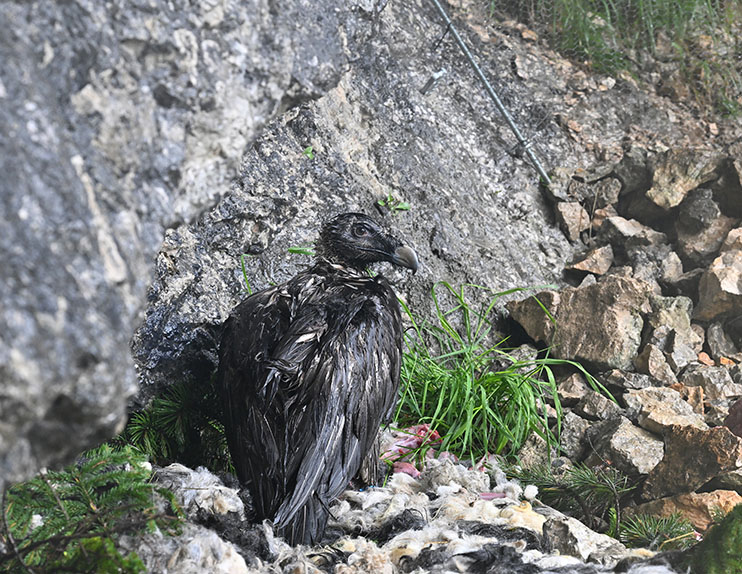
643;425;742;500
680;364;742;401
555;201;590;241
623;387;708;434
584;416;664;476
0;0;384;489
645;149;722;210
630;490;742;531
507;276;651;371
695;240;742;321
566;245;614;276
130;1;588;415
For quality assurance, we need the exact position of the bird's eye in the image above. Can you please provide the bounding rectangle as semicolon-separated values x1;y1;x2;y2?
352;223;372;238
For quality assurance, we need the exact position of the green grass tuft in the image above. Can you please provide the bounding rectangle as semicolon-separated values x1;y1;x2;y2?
394;281;610;462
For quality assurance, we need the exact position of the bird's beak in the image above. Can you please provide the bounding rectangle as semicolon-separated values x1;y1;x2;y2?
392;245;419;273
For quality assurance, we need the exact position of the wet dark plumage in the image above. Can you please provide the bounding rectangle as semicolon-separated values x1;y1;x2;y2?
216;213;418;545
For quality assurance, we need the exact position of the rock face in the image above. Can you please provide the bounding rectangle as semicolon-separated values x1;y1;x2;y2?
507;276;651;370
130;1;591;406
0;0;392;488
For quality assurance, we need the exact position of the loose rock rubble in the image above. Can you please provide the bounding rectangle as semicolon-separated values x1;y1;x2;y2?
507;144;742;534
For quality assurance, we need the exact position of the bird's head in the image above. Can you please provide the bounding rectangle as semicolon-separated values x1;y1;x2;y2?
317;212;419;273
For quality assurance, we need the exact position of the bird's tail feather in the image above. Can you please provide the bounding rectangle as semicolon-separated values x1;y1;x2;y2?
274;496;329;546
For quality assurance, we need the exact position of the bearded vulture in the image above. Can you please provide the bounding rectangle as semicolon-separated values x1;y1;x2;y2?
217;212;418;545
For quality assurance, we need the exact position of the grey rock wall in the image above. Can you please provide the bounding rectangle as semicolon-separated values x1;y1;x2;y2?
131;0;580;406
0;0;383;488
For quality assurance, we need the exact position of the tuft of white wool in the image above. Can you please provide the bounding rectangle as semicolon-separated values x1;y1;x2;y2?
523;484;539;500
337;538;394;574
435;483;462;498
420;459;490;494
387;470;426;494
330;486;430;534
626;566;683;574
155;464;245;519
498;501;546;533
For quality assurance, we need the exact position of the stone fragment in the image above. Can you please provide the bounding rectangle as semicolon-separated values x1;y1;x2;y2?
590;177;622;208
600;216;667;254
572;163;617;185
627;244;683;288
560;411;590;460
677;213;737;268
706;399;731;426
645;294;701;350
630;490;742;531
599;369;653;391
555;202;590;241
584;416;664;476
556;374;591;406
642;425;742;500
507;276;651;371
591;206;618;230
692;323;706;352
711;468;742;491
540;508;629;566
680;364;742;400
613;145;651;197
722;227;742;251
663;268;704;299
695;249;742;321
670;383;705;415
623;387;708;433
645;149;722;210
725;397;742;438
566;245;614;275
574;390;622;421
634;344;677;386
664;332;698;373
707;322;740;361
677;188;721;234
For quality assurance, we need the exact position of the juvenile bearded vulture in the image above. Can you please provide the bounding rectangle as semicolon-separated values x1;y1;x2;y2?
216;212;418;545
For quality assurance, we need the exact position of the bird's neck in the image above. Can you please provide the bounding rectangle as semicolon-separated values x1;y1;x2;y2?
314;257;372;279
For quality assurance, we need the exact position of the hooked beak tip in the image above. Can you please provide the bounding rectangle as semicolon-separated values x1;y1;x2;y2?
392;245;419;273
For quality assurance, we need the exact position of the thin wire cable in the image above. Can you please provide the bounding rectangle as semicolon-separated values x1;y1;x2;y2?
427;0;552;187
